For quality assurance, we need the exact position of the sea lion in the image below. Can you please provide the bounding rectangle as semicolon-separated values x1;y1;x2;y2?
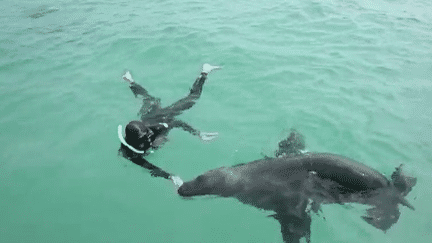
177;153;416;243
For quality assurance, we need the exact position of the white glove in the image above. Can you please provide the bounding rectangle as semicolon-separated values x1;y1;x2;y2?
199;132;219;141
171;175;184;188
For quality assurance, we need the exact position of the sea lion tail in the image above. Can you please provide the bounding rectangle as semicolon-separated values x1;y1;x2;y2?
361;164;416;231
361;203;401;232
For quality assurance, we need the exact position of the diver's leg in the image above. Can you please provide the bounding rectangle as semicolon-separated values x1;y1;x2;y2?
162;64;221;115
162;73;207;113
122;70;161;115
122;70;156;99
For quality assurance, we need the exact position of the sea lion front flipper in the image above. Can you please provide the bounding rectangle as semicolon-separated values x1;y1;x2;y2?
270;212;312;243
274;129;306;158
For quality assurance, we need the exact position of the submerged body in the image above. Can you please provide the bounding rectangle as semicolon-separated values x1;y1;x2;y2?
178;152;416;243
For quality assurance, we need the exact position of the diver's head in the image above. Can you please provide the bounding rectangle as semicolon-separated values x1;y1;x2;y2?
118;120;152;154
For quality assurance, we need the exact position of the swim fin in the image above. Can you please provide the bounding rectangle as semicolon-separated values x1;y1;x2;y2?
202;63;221;74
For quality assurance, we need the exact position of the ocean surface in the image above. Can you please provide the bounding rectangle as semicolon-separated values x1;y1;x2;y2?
1;0;431;242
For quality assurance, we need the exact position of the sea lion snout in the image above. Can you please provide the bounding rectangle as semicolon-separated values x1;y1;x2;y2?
177;186;190;197
177;170;232;197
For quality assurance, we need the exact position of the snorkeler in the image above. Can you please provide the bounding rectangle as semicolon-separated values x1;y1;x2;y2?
118;64;221;180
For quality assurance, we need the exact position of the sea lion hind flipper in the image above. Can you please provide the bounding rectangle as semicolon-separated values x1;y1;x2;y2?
270;213;311;243
361;204;400;232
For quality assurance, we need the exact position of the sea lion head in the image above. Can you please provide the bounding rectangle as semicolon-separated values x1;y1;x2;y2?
178;167;241;197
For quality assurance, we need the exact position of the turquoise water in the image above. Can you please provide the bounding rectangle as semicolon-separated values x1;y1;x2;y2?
1;0;432;242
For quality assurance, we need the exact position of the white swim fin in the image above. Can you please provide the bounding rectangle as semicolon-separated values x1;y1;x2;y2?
122;70;135;84
202;63;221;74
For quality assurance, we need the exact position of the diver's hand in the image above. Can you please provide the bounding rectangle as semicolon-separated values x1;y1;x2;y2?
150;170;160;177
199;132;219;142
170;175;184;188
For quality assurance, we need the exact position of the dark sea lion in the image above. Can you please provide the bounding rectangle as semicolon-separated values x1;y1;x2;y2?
177;153;416;243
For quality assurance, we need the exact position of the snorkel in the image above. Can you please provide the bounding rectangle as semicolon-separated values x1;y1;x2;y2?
117;125;145;154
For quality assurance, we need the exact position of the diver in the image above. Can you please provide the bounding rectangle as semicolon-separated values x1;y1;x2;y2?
117;64;221;181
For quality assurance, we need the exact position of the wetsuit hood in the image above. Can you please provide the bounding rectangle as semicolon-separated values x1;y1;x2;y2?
118;125;145;154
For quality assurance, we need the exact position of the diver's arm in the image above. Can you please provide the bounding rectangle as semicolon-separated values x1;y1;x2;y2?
171;119;199;136
130;156;171;179
171;119;218;141
148;123;170;134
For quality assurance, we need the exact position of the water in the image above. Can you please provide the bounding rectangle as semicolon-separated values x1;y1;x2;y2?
1;0;431;242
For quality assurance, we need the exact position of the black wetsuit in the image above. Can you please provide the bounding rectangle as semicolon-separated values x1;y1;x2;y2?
119;73;209;179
